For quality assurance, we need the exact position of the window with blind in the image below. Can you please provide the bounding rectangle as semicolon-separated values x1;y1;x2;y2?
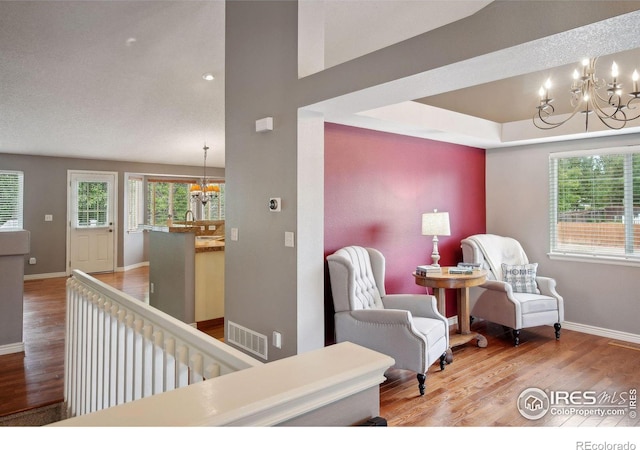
145;178;225;226
0;170;24;230
204;182;225;220
127;176;144;231
147;179;192;226
549;147;640;264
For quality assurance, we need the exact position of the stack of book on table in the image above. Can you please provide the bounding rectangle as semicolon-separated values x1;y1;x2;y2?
415;265;442;276
448;262;481;274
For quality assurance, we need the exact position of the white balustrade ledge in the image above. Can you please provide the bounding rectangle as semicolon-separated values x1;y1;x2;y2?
52;341;393;426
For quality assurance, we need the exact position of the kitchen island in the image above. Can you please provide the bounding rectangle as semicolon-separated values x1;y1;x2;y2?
149;220;224;325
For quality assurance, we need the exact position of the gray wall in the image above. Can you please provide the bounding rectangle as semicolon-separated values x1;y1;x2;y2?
0;152;223;276
486;133;640;335
225;1;302;360
0;230;29;347
224;0;640;361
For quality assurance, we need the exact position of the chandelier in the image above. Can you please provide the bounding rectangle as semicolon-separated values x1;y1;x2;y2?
190;143;220;205
534;57;640;131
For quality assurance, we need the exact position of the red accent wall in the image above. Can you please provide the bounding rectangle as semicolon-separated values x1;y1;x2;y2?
324;122;486;338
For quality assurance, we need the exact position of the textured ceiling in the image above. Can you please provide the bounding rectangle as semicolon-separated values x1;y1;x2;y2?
0;1;225;167
416;47;640;124
0;0;492;167
2;1;640;167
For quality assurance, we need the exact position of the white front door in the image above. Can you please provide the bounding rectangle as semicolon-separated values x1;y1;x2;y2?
68;171;117;274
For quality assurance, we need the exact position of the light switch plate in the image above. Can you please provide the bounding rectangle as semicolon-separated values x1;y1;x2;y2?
284;231;294;248
272;331;282;349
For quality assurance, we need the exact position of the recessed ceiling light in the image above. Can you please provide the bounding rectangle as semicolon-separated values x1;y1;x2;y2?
202;73;215;81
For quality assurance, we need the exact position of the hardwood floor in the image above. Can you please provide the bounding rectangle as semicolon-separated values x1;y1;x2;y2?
380;321;640;427
0;267;222;420
1;266;639;428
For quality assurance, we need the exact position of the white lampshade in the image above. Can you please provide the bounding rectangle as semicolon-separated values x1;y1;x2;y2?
421;210;451;236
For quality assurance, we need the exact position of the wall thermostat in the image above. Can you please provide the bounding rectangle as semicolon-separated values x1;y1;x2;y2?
269;197;281;212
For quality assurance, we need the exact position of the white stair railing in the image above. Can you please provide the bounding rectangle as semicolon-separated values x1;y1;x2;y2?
65;270;261;418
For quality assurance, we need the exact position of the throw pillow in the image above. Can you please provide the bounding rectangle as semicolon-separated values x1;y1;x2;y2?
501;263;539;294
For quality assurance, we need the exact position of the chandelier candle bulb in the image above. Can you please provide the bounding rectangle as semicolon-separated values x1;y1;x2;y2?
572;70;580;91
544;78;551;97
533;56;640;131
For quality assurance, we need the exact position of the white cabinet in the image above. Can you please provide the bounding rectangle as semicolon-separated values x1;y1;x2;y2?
195;250;224;321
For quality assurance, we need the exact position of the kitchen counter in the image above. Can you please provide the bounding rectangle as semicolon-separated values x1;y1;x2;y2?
0;230;30;354
195;236;225;253
149;222;225;324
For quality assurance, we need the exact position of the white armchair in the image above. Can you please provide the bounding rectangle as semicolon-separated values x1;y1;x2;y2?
326;246;448;396
461;234;564;346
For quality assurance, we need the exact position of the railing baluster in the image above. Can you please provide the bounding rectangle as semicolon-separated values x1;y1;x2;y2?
64;270;261;419
152;330;164;395
88;294;98;413
95;298;104;412
99;299;110;411
116;309;126;405
132;318;144;401
123;313;135;403
164;338;176;391
141;324;154;398
108;304;119;408
190;353;204;384
177;345;189;388
204;363;221;379
80;288;88;415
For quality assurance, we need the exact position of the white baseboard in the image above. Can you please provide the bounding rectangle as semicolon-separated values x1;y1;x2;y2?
562;321;640;345
24;271;67;281
117;261;149;272
24;263;149;280
451;317;639;345
0;342;25;356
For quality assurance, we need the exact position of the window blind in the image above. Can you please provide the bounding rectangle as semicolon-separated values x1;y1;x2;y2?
549;147;640;262
127;177;143;231
0;171;24;230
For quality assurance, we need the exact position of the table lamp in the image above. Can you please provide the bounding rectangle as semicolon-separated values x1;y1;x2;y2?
421;209;451;267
